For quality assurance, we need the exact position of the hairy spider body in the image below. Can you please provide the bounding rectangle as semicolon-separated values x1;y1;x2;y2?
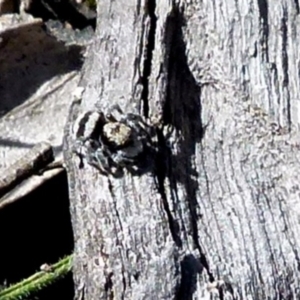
72;105;156;175
102;122;132;147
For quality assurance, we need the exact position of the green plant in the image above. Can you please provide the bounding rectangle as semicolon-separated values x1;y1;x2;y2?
0;255;72;300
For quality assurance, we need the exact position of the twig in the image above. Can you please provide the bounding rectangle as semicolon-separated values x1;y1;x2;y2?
0;142;54;198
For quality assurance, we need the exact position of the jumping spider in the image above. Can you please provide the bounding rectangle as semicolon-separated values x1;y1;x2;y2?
72;105;156;176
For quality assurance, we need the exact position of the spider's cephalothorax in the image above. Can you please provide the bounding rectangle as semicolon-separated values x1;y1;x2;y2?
72;105;156;176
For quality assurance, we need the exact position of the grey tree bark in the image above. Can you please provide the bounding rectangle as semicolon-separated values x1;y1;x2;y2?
63;0;300;299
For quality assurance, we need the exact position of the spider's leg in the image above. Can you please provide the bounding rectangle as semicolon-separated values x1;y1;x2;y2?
81;139;110;174
122;113;145;125
106;104;124;122
111;150;136;166
88;149;111;174
72;137;89;168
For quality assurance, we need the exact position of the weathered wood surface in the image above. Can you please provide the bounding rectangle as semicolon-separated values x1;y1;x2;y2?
64;0;300;299
0;13;89;203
